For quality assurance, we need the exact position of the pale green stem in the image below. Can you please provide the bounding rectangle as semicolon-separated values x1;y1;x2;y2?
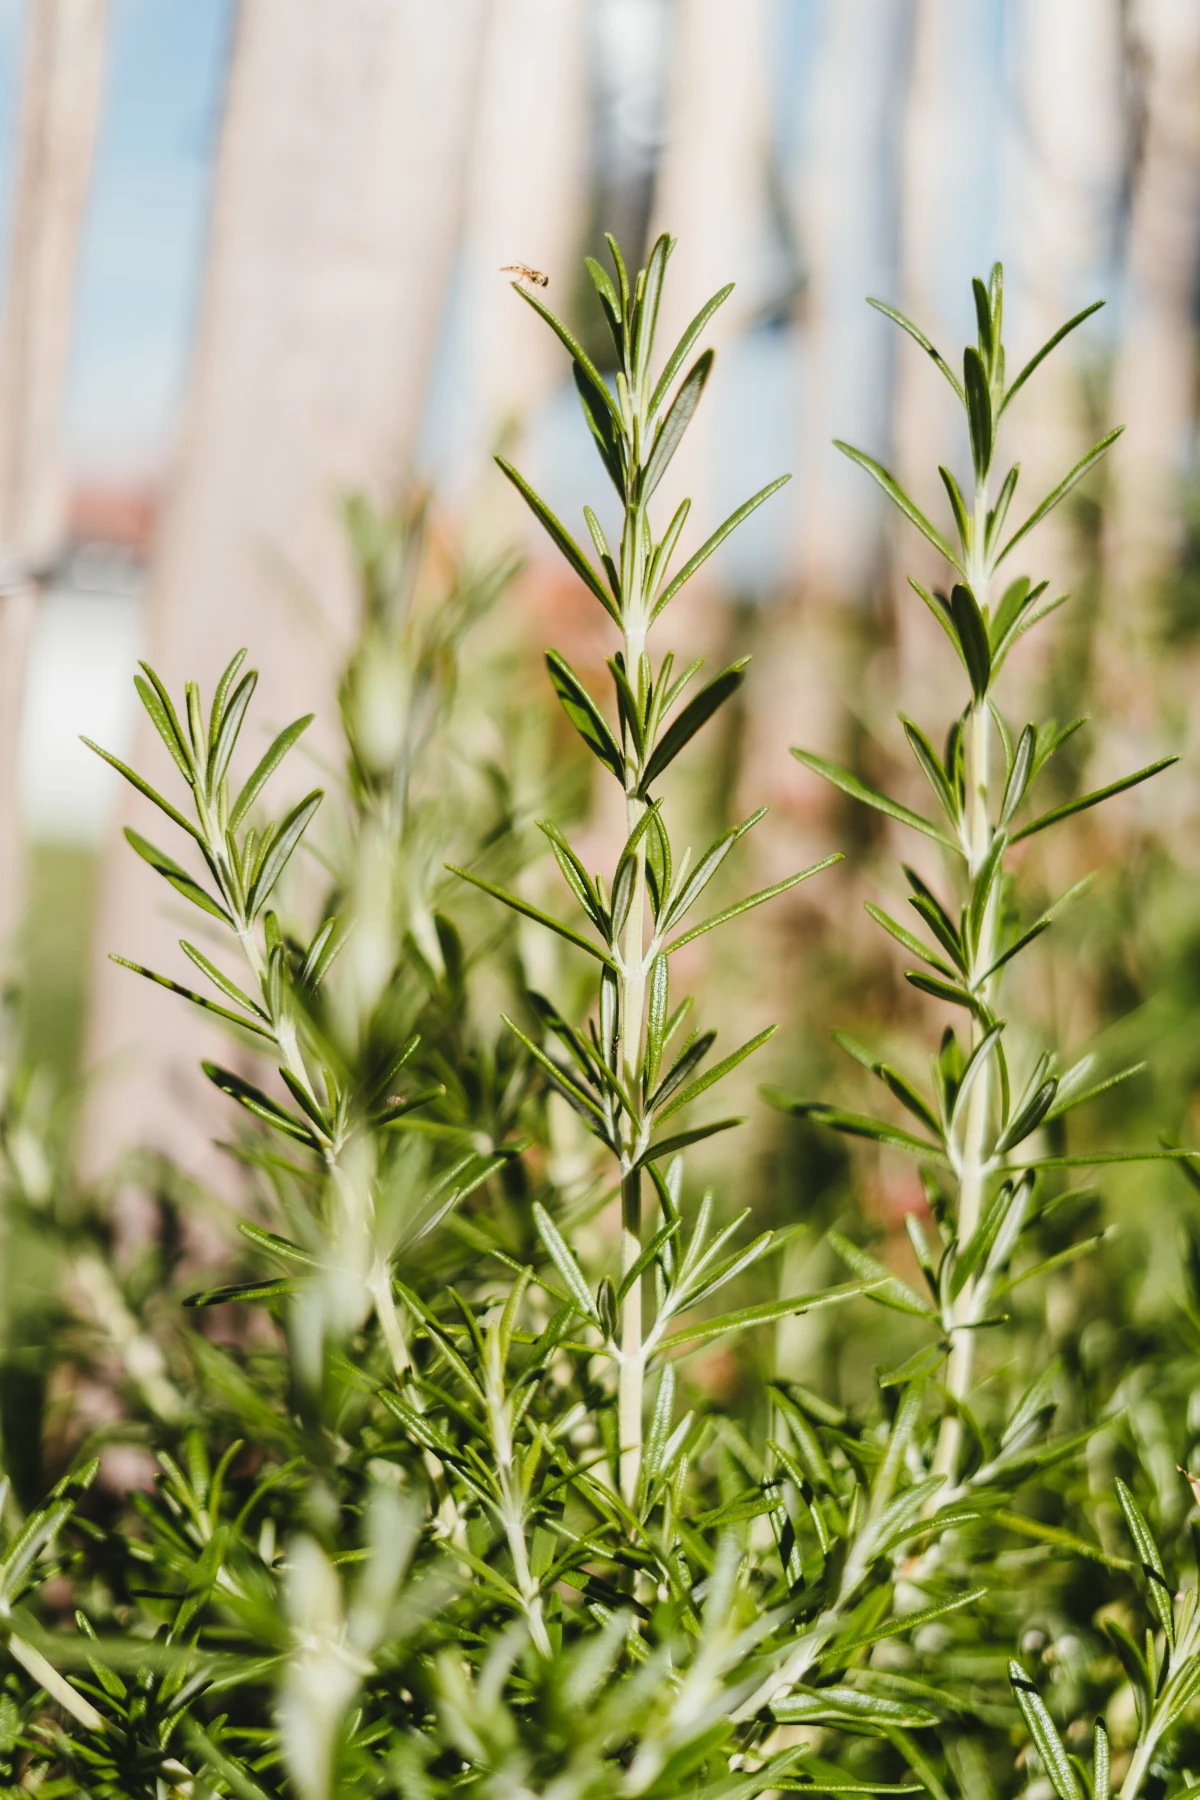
1119;1731;1160;1800
487;1361;552;1657
616;518;650;1507
933;492;997;1488
365;1260;410;1380
618;715;649;1506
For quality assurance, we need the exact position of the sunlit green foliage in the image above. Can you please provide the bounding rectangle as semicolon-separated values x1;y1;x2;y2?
0;244;1196;1800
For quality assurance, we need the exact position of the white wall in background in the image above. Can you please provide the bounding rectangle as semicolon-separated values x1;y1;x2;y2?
18;573;143;843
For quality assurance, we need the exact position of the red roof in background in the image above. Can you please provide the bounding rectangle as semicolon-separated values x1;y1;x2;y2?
68;485;159;552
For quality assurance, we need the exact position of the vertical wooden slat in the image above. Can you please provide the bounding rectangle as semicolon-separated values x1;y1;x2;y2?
0;0;108;947
81;0;489;1182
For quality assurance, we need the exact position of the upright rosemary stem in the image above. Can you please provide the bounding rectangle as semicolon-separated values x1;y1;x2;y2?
487;1353;552;1657
618;602;648;1507
934;510;997;1487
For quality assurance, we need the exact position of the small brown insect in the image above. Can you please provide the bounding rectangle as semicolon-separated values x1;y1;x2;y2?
500;263;549;288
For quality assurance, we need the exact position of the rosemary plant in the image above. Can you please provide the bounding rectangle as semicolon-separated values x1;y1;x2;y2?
454;230;841;1505
1;250;1197;1800
769;265;1178;1491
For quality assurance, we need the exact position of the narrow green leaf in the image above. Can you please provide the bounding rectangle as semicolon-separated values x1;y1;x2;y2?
501;1014;610;1129
864;902;956;979
573;362;626;498
660;1280;871;1350
202;1062;319;1146
657;1026;776;1121
993;1509;1134;1573
1023;1149;1200;1169
180;941;265;1018
866;297;965;401
237;1221;319;1267
985;462;1020;556
1115;1477;1175;1649
123;828;233;924
546;650;625;781
792;749;956;849
773;1686;937;1729
648;1029;715;1113
247;790;322;915
881;1728;953;1800
183;1277;305;1309
1011;757;1176;843
999;724;1035;826
651;476;791;620
512;280;620;421
135;663;194;780
447;864;617;968
208;670;257;791
908;577;965;662
377;1390;458;1459
644;953;668;1092
938;466;971;552
618;1220;680;1306
633;231;672;387
538;820;606;931
999;301;1105;416
495;457;621;624
228;714;314;831
764;1094;951;1168
109;956;273;1039
635;1117;743;1169
963;347;993;479
827;1231;936;1318
836;1586;986;1656
1044;1062;1145;1122
208;647;248;750
989;576;1037;654
997;428;1123;564
877;1064;942;1139
949;1175;1015;1298
834;442;959;566
901;717;958;824
82;738;203;842
647;496;691;597
905;970;984;1018
642;349;713;498
663;805;765;928
649;283;734;415
949;585;991;697
1009;1662;1081;1800
666;856;841;955
640;662;746;791
532;1201;599;1323
1094;1720;1111;1800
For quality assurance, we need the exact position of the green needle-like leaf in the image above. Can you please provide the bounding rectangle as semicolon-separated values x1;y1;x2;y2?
228;713;313;831
1011;756;1177;842
640;660;746;792
496;456;621;624
109;956;273;1039
793;748;957;848
447;864;618;967
82;738;203;842
546;650;626;781
651;476;791;619
659;1280;873;1350
763;1093;952;1168
997;428;1123;565
834;442;959;567
1009;1663;1082;1800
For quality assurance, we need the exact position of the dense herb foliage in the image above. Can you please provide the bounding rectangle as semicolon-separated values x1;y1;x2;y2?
0;242;1197;1800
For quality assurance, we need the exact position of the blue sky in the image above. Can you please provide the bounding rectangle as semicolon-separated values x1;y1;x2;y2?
0;0;232;478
